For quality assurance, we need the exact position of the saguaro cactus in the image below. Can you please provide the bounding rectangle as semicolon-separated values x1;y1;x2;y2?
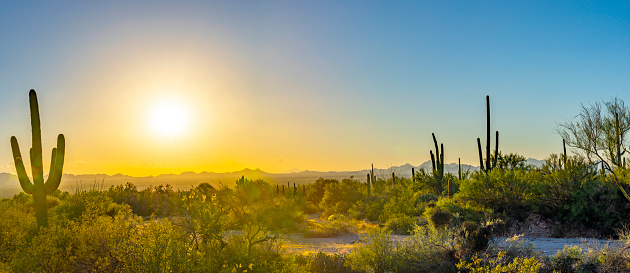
477;95;499;174
612;113;626;168
11;89;65;227
366;173;371;197
430;133;444;180
562;139;567;168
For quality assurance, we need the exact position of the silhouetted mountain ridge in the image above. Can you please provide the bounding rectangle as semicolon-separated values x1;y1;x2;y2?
0;159;546;198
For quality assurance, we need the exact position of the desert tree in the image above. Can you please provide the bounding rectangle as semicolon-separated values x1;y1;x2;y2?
557;97;630;200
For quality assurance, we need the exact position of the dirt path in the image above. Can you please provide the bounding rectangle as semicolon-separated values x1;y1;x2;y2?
281;232;409;254
495;237;626;256
281;234;626;256
285;214;627;256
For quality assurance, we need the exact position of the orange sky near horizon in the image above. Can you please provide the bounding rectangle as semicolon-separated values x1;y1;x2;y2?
1;2;629;177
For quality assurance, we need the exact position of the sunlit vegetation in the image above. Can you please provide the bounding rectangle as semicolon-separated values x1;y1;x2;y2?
3;160;630;272
5;93;630;272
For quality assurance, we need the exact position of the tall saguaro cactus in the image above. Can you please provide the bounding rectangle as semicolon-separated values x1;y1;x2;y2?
11;89;65;227
477;95;499;174
430;133;444;180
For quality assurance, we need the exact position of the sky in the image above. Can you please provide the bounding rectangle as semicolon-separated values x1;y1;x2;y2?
0;1;629;176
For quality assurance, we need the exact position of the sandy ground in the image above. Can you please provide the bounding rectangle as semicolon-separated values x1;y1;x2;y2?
495;237;627;256
281;234;626;257
282;214;628;256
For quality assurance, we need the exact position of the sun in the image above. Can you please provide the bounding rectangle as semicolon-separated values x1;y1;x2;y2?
148;99;191;137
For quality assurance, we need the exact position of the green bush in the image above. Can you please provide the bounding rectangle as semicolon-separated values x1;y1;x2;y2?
385;214;417;235
436;197;494;223
424;207;452;229
456;251;542;273
536;155;630;236
458;169;539;219
320;178;363;218
348;229;397;273
548;245;583;273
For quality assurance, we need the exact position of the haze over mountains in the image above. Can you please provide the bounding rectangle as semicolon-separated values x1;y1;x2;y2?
0;158;545;198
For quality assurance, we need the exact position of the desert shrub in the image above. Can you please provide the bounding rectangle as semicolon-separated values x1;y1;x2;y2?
488;234;537;261
437;197;494;223
458;169;540;219
424;207;452;229
456;251;542;273
306;178;339;207
53;190;131;222
378;186;420;222
320;178;363;218
548;245;583;273
304;215;356;238
107;183;179;217
350;195;386;221
395;224;459;272
457;221;492;255
348;229;397;273
413;168;449;195
232;178;306;232
536;155;630;236
385;214;417;235
492;152;530;171
0;201;37;265
287;252;357;273
8;210;137;272
581;245;630;272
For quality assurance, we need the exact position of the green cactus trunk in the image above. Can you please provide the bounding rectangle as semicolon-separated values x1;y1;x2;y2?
615;113;625;168
412;168;415;182
11;90;65;228
366;173;371;197
391;172;395;187
458;158;461;180
563;139;567;168
431;133;444;180
477;95;499;174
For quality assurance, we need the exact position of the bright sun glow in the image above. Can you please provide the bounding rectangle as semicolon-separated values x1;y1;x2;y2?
148;100;191;137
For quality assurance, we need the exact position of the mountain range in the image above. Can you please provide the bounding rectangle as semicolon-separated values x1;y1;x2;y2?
0;158;545;198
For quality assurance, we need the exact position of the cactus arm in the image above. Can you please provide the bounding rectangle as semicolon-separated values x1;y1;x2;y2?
486;95;491;171
430;151;436;171
47;148;56;182
432;133;440;166
493;131;499;168
440;143;444;176
45;134;65;194
477;138;485;171
10;136;34;194
28;90;44;186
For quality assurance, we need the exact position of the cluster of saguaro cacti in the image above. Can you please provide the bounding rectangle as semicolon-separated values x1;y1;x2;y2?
11;89;65;227
430;133;444;180
477;95;499;174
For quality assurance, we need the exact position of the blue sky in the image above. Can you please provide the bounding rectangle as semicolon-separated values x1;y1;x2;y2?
0;1;629;175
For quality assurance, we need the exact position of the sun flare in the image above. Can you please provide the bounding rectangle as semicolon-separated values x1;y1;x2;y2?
148;100;191;137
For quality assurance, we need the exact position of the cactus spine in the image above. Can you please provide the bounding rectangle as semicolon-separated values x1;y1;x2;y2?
11;89;65;227
477;95;499;174
430;133;444;180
